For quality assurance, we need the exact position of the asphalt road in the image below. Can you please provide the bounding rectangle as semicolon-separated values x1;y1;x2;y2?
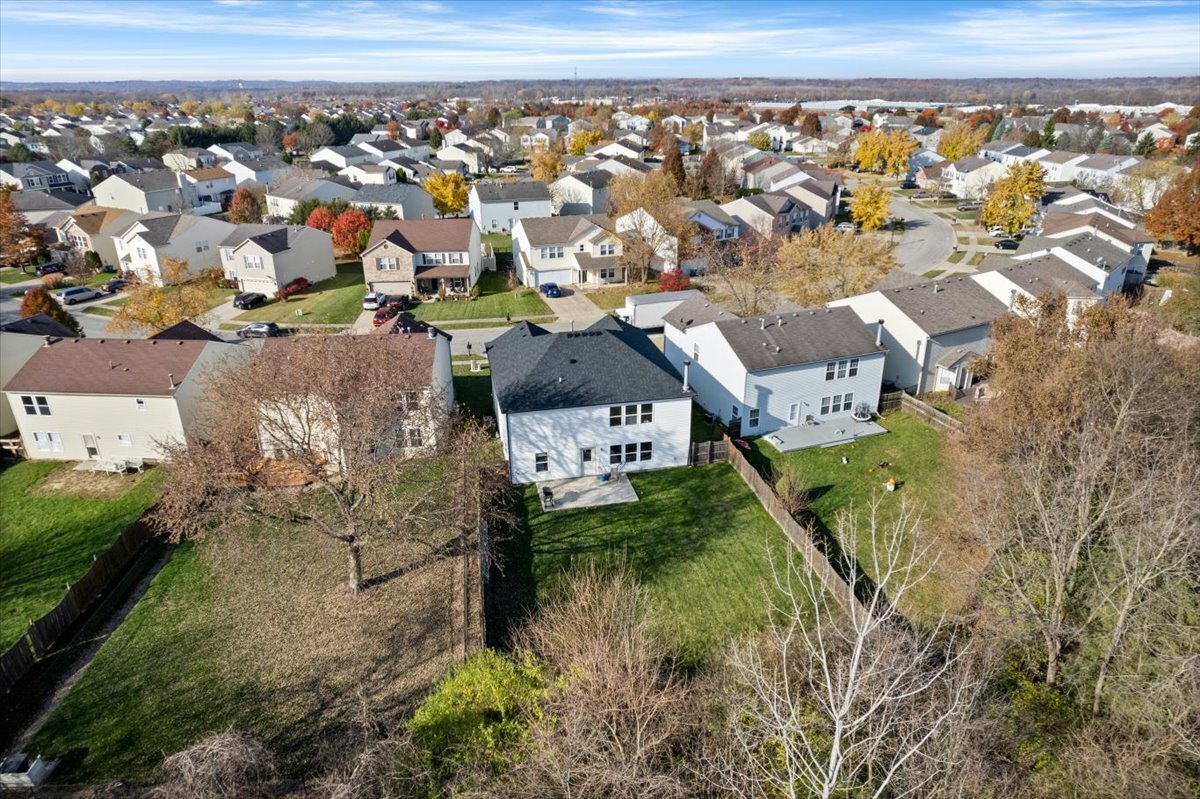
0;281;119;338
888;196;956;275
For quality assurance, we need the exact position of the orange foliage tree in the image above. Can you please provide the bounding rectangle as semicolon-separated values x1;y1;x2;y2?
330;209;372;254
306;205;336;232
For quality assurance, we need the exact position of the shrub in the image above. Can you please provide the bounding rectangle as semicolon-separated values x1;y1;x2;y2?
41;272;66;289
659;269;692;292
772;461;809;518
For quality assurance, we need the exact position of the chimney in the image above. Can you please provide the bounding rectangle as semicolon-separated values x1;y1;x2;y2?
167;373;176;389
682;359;691;392
875;320;884;346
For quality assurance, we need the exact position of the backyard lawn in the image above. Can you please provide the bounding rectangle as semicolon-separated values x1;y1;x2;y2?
499;465;804;667
452;356;493;419
409;271;550;322
0;461;162;650
585;279;663;310
232;263;364;325
746;412;985;622
0;267;35;285
481;231;513;269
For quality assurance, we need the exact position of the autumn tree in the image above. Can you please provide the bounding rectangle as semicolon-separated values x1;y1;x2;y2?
661;144;685;194
937;121;987;161
300;121;334;151
330;208;372;254
429;127;444;150
699;229;783;316
981;161;1046;235
914;107;939;127
485;106;502;128
778;104;802;125
385;119;400;141
110;259;215;335
800;111;822;137
0;190;44;270
530;149;564;182
746;130;772;151
853;129;888;172
153;334;506;597
883;128;918;177
567;129;603;156
424;172;469;217
850;181;890;230
658;268;691;292
683;122;704;149
776;224;897;305
305;205;336;232
1145;168;1200;253
281;131;299;152
608;171;690;283
227;186;263;224
1112;159;1182;213
19;287;83;336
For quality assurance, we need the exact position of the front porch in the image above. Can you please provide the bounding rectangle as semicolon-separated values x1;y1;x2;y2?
536;473;640;512
762;417;888;452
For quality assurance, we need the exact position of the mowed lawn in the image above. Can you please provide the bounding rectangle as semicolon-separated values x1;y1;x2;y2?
233;263;364;325
747;412;986;622
410;271;550;322
511;465;803;666
585;280;663;310
0;267;36;285
29;520;466;782
452;356;493;420
0;461;162;650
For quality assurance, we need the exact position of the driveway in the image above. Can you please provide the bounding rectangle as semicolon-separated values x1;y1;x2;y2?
888;196;956;275
539;286;605;325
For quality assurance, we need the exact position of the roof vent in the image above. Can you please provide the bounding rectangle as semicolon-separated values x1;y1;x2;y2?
760;318;766;330
98;339;105;343
557;376;564;383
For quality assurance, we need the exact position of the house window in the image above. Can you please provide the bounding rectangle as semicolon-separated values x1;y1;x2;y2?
624;404;638;425
624;442;638;463
748;409;760;428
836;359;849;379
450;278;467;292
405;428;424;448
820;396;832;415
135;398;146;411
21;395;50;416
731;405;740;420
609;444;623;465
195;240;209;253
513;201;520;210
116;434;132;448
639;441;652;461
693;343;700;362
848;358;859;377
32;431;63;453
599;243;616;256
450;252;463;264
377;256;398;271
825;361;836;381
539;246;564;259
243;255;263;269
598;267;616;280
788;403;799;422
841;392;854;412
224;249;233;261
136;246;147;259
535;452;548;473
609;406;622;426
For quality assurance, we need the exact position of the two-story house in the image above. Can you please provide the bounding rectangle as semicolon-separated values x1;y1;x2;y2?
222;155;288;187
512;215;624;288
265;174;357;220
0;161;75;192
181;166;236;209
309;145;375;171
162;148;218;171
663;298;887;437
218;224;336;293
92;170;197;214
720;192;807;237
115;212;237;285
550;170;613;216
56;206;140;268
468;181;553;233
942;157;1007;200
360;218;482;297
350;183;437;221
486;315;693;484
206;141;262;162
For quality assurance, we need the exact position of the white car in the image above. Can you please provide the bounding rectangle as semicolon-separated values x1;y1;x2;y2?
834;222;855;232
498;165;520;173
362;292;386;310
988;226;1007;237
55;286;103;305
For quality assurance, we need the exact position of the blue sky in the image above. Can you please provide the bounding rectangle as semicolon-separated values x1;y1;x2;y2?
1;0;1198;83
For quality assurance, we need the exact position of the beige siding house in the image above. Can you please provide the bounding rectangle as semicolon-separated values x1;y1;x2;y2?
115;213;237;285
92;170;197;214
56;206;140;268
218;224;337;293
361;218;482;297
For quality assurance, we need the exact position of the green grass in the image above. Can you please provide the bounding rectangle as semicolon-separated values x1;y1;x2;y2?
82;306;116;317
968;252;985;267
0;267;36;285
923;269;946;279
409;271;550;322
505;465;802;666
437;315;555;330
947;251;966;264
232;263;365;325
0;461;162;650
480;232;513;269
1151;270;1200;336
745;412;982;622
452;359;493;419
584;280;662;311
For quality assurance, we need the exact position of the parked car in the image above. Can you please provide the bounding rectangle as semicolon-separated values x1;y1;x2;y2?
900;181;918;190
55;286;103;305
988;226;1008;237
233;291;268;309
101;278;130;295
362;291;387;310
34;262;66;277
538;282;561;298
956;202;982;211
235;321;283;338
834;222;855;232
994;239;1020;251
372;305;401;326
498;165;520;173
385;294;410;310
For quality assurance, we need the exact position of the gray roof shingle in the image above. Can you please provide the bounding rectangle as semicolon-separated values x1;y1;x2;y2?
880;276;1009;336
714;307;884;370
472;181;551;202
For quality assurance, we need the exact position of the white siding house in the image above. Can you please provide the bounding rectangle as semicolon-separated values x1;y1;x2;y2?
218;224;337;293
468;181;553;233
115;213;237;285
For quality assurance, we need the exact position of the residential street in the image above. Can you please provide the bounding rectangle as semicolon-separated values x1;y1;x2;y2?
888;196;957;275
0;278;120;338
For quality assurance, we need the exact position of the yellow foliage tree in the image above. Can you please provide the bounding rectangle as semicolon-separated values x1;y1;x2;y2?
531;149;565;182
777;225;897;306
423;172;469;217
937;122;987;162
981;162;1047;235
110;260;216;335
568;129;603;156
850;182;891;231
884;129;918;177
853;130;888;172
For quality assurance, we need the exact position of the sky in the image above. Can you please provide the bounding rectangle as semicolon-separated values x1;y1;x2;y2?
0;0;1198;83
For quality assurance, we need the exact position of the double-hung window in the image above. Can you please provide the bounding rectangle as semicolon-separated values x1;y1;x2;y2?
243;254;264;269
825;361;836;381
748;409;760;428
32;432;63;453
640;403;653;423
639;442;652;461
624;404;638;425
377;256;398;271
535;452;548;473
609;406;622;426
21;395;50;416
820;395;832;415
116;434;133;448
599;243;616;256
848;358;859;377
840;392;854;412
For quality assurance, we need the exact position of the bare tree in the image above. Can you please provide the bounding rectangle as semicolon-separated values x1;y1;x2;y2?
712;501;974;799
154;334;506;597
699;229;783;317
150;730;274;799
608;171;691;283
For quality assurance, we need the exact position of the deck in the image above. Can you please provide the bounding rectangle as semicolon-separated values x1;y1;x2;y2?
762;418;888;452
536;473;640;511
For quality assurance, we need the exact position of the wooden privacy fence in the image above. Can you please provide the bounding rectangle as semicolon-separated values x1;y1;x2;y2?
689;440;729;466
899;393;965;434
877;389;904;413
725;445;863;618
0;519;157;696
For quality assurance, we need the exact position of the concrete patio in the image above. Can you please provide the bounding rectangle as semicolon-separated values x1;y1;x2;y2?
763;418;888;452
536;473;640;512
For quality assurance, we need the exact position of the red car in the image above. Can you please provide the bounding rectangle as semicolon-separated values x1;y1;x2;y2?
372;305;400;326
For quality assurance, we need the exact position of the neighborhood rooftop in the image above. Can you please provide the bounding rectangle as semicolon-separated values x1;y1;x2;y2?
3;338;214;397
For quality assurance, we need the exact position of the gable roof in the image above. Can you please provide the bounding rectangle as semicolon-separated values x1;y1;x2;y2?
471;180;551;202
1015;231;1132;272
261;333;437;385
878;276;1009;336
558;170;614;189
364;217;474;253
3;337;215;397
977;255;1100;300
486;315;689;414
713;306;885;371
107;169;182;192
63;205;136;235
0;313;79;338
516;214;610;247
663;295;741;331
184;166;234;181
150;320;224;342
219;223;316;253
350;183;432;205
125;212;207;246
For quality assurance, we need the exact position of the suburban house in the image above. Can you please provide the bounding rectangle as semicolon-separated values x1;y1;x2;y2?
720;192;807;237
308;145;375;170
942;157;1007;200
218;224;336;293
1029;151;1088;183
181;166;236;208
781;180;839;227
0;161;76;191
1011;231;1145;292
663;298;886;436
972;255;1103;324
2;336;245;462
265;174;357;219
486;315;693;484
92;170;198;215
550;170;613;215
115;212;237;285
349;183;437;220
360;217;482;296
206;141;262;162
56;206;140;267
10;189;93;227
468;181;553;233
829;276;1009;395
56;157;114;191
512;215;624;288
163;148;218;171
437;143;489;175
338;163;397;185
0;315;78;437
587;140;642;161
222;156;288;187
